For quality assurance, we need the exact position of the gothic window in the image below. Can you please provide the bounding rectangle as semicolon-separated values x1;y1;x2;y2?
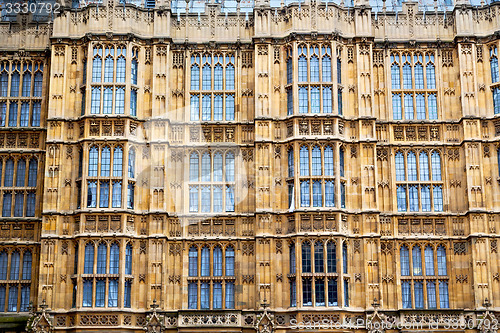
84;243;94;274
314;241;324;273
128;148;135;178
8;103;17;127
0;64;8;96
10;64;20;97
289;243;296;274
302;278;312;306
0;248;29;312
400;244;449;309
188;244;236;310
97;243;107;274
190;53;235;121
391;52;438;119
22;64;31;97
89;45;132;115
490;46;498;83
302;241;311;273
395;150;443;212
327;242;336;273
0;252;6;280
287;49;293;84
188;150;236;213
109;243;119;274
493;87;500;114
131;48;138;85
288;44;336;115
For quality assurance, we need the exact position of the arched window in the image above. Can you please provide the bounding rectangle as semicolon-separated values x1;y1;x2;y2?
116;55;126;83
16;159;26;186
412;245;422;276
113;147;123;177
10;251;20;280
22;251;32;280
97;243;107;274
213;246;222;277
0;251;7;279
391;54;400;89
300;180;310;207
419;152;429;181
225;246;235;276
225;63;235;90
437;245;447;276
414;62;424;89
104;52;114;83
402;62;412;89
339;147;345;177
10;67;20;97
327;242;336;273
314;241;324;273
225;152;234;182
22;67;31;97
131;58;138;85
286;57;293;85
424;246;434;276
92;49;102;82
298;47;307;82
491;47;499;83
395;152;405;181
324;146;334;176
125;244;132;275
201;246;210;277
33;71;43;97
84;243;94;274
210;152;222;182
190;56;200;90
311;146;321;176
109;243;119;274
201;153;211;182
189;246;198;277
431;151;441;181
342;242;348;274
400;245;410;276
289;243;296;274
426;55;436;89
409;185;418;212
0;68;8;97
407;152;417;181
88;147;98;177
310;55;319;81
209;64;221;93
202;64;211;90
322;47;332;82
101;147;111;177
190;152;199;182
288;149;294;178
302;242;311;273
4;159;14;187
128;148;135;178
300;146;309;176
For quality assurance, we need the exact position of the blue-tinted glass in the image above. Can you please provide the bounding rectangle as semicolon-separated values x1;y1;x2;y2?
20;103;29;127
494;88;500;114
312;181;322;207
339;148;344;177
324;146;334;176
400;246;410;276
414;63;424;89
189;247;198;276
202;64;211;90
2;193;12;217
325;180;334;207
419;152;429;181
191;64;200;90
288;149;294;178
392;94;402;120
213;247;222;277
130;90;137;116
439;281;449;308
226;185;234;212
22;72;31;97
300;181;310;207
311;146;321;176
287;89;293;115
299;87;308;113
10;72;20;97
397;185;407;211
303;278;312;306
109;243;119;274
287;57;293;84
437;245;447;275
188;282;197;309
225;94;235;121
412;245;422;275
414;282;424;308
91;87;101;114
407;152;417;181
322;56;331;82
202;94;211;121
403;63;412;89
322;87;332;113
391;63;400;89
299;146;309;176
427;281;437;308
16;159;26;186
190;95;200;121
33;72;43;97
8;103;17;127
404;94;414;120
108;279;118;307
421;186;431;212
310;56;319;81
298;56;307;82
225;64;235;90
311;87;320;113
328;279;337;306
104;56;114;82
189;186;198;212
424;246;434;276
132;59;138;85
428;94;437;119
83;280;92;307
125;244;132;275
342;242;348;274
9;252;20;280
402;282;411;308
395;152;405;181
225;282;235;309
95;280;105;307
214;64;223;90
84;243;94;274
426;63;436;89
302;242;311;273
416;94;425;119
0;252;7;279
92;56;102;82
225;246;235;276
113;147;123;177
22;251;32;280
431;152;441;181
201;247;209;276
214;94;222;121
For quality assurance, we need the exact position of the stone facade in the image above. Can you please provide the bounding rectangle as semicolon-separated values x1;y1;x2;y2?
0;0;500;332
